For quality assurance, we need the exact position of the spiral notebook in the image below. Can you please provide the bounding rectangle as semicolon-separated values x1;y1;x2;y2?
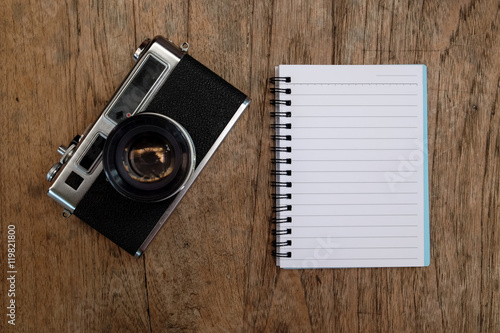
270;64;429;269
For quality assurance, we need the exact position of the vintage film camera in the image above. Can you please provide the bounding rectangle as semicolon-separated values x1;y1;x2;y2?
47;36;250;257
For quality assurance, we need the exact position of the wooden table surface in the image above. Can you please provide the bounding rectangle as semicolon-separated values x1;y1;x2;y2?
1;0;500;332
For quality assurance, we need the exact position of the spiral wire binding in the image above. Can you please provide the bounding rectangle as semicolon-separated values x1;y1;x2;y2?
271;135;292;141
270;77;293;259
271;170;292;176
271;158;292;164
272;193;292;200
269;76;291;83
272;205;292;213
270;123;292;129
270;181;292;188
271;216;292;224
270;111;291;117
271;146;292;153
272;228;292;236
270;88;292;94
272;239;292;247
270;99;292;106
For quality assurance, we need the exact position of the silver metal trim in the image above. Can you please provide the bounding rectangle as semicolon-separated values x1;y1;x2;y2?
134;97;251;257
57;145;67;155
46;163;62;182
180;42;189;52
133;38;151;61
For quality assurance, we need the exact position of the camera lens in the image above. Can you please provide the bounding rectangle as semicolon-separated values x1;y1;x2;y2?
124;134;176;182
103;113;195;202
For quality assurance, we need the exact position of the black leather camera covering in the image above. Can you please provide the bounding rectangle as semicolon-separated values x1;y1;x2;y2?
74;54;247;255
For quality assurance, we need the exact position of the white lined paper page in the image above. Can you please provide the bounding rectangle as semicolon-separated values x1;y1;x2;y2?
273;65;429;269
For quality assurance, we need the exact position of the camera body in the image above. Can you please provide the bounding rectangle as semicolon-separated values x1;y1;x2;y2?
47;36;250;257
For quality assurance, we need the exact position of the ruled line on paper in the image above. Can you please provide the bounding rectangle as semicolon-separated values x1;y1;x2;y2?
286;258;420;260
293;148;417;151
292;159;420;161
291;104;419;107
290;226;419;228
292;203;418;206
281;82;419;87
292;126;419;129
282;191;418;195
283;246;419;249
288;233;418;235
290;93;419;96
292;181;418;183
292;171;418;173
287;214;419;217
292;137;419;139
376;74;418;77
292;116;419;118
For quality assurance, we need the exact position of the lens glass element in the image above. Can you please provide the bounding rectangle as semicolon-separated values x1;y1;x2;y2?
124;134;176;182
103;113;195;202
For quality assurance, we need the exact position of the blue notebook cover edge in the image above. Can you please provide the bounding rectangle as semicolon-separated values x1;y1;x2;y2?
422;65;430;266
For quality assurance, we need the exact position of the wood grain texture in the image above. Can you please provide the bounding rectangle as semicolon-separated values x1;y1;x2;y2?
1;0;500;332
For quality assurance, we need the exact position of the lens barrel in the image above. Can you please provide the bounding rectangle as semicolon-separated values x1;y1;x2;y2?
103;113;195;202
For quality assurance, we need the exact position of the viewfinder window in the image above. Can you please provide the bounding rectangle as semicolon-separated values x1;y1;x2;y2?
79;134;106;172
105;56;166;123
